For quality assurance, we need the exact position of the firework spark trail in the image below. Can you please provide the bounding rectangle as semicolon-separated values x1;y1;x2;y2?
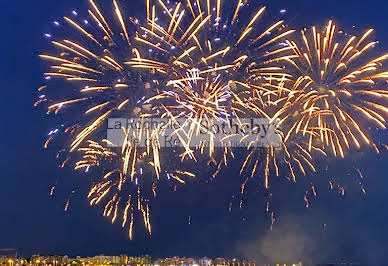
64;190;76;211
284;21;388;157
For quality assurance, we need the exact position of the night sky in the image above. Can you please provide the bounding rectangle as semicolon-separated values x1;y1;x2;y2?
1;0;388;264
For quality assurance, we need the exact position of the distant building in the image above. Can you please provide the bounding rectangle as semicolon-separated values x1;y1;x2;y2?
153;256;200;265
30;255;69;266
213;257;228;265
78;255;121;265
124;254;152;265
198;257;212;265
258;263;303;266
0;257;15;266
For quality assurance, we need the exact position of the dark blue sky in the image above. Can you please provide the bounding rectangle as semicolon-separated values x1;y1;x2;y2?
1;0;388;264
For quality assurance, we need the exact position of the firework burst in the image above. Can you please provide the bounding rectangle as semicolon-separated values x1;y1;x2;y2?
126;0;296;157
143;68;235;159
129;0;295;75
284;21;388;157
36;0;388;239
37;0;152;152
36;0;180;238
234;77;326;188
